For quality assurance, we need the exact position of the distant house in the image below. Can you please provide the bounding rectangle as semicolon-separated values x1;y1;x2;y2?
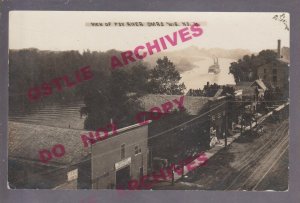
235;79;267;100
186;89;203;97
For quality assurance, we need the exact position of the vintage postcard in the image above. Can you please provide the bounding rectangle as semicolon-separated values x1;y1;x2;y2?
8;11;289;192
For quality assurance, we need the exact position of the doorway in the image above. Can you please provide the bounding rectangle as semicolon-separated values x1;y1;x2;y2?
116;166;130;189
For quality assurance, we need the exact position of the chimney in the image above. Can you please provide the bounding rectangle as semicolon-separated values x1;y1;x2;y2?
277;39;281;58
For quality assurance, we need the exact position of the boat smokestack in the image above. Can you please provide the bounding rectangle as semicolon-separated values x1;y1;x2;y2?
277;39;281;58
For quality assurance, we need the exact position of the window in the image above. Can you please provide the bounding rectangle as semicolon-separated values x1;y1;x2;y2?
134;146;139;155
264;68;267;73
135;145;142;155
121;144;125;159
263;75;267;80
273;69;277;74
273;75;277;82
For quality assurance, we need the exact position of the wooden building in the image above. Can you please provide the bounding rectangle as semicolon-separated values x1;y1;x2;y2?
8;121;150;189
91;123;149;189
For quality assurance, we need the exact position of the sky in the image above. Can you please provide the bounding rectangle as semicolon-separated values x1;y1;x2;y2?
9;11;290;53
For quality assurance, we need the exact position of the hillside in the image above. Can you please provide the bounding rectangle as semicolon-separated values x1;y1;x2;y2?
144;46;251;72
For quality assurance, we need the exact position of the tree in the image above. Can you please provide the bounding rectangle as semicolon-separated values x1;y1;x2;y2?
229;50;277;83
147;57;186;95
83;66;148;130
128;63;149;95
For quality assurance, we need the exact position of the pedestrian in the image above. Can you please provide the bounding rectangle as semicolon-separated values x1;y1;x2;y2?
171;168;174;186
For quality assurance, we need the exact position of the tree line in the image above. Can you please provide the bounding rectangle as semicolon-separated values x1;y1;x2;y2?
9;49;186;129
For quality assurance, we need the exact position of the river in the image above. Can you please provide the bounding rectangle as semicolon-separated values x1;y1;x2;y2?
181;57;236;90
9;101;86;130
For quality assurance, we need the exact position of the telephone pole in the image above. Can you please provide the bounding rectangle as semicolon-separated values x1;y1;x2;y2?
225;99;228;148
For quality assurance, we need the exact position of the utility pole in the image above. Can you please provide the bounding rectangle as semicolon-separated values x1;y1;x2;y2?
240;113;243;136
149;146;152;171
181;160;184;179
181;143;185;179
225;99;228;148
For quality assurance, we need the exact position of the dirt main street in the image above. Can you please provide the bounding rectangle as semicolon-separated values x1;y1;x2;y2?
153;118;289;191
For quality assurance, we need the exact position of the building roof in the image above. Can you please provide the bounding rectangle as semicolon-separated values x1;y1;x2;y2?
139;94;210;115
8;121;91;166
213;88;223;98
235;82;253;88
9;120;152;167
235;81;254;89
278;58;290;64
236;79;267;90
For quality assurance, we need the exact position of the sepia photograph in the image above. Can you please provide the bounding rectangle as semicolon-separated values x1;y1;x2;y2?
8;11;289;192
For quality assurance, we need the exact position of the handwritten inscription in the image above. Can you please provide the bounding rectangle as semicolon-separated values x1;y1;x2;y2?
273;13;289;31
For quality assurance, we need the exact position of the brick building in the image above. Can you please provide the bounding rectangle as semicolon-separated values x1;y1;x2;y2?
257;40;289;91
